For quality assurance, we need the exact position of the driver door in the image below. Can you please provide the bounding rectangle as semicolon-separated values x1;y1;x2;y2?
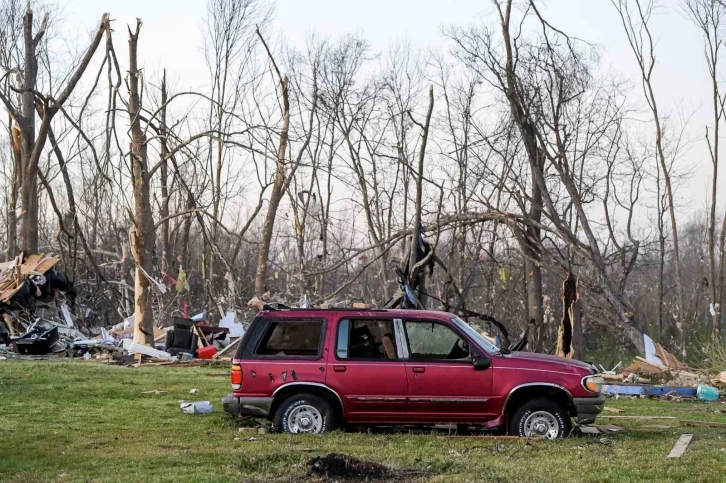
402;319;494;422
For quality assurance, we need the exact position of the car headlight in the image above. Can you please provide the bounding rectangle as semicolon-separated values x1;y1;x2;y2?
582;376;604;393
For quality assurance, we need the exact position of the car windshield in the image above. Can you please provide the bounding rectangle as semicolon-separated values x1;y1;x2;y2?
451;316;501;355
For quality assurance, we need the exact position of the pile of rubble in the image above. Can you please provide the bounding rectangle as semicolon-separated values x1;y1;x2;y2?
598;334;723;401
0;253;93;357
0;253;243;365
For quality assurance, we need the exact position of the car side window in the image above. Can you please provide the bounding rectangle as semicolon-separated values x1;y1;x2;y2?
404;321;470;361
255;320;323;358
336;319;398;360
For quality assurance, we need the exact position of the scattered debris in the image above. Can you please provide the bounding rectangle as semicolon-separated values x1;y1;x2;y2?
213;337;240;359
575;424;624;436
140;390;167;396
189;388;199;394
307;453;428;481
180;401;213;414
712;371;726;385
667;434;694;459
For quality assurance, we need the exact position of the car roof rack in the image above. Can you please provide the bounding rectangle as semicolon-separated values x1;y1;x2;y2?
262;303;389;312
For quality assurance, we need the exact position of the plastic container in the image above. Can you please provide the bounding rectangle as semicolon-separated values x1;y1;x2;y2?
180;401;213;414
197;345;217;359
696;384;720;402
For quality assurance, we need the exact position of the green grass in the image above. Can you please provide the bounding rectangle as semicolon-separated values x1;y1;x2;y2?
0;360;725;482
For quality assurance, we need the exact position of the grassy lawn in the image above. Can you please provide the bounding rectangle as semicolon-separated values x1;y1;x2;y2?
1;360;725;482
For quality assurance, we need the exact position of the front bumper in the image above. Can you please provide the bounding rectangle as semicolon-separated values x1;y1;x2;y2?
222;395;273;417
572;394;606;424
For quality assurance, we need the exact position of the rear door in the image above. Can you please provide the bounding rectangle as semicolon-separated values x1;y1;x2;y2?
325;316;407;422
402;319;494;422
236;317;328;397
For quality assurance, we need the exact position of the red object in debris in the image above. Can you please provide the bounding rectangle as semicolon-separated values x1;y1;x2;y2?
197;345;217;359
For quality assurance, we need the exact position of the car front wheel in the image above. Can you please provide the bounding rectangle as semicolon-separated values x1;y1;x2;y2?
274;393;336;434
509;397;571;439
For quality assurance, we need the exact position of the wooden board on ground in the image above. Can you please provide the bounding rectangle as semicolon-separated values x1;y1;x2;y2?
680;419;726;428
599;415;677;420
667;434;693;458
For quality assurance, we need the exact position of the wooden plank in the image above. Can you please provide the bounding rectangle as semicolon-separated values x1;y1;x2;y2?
667;434;693;458
19;254;43;274
192;324;209;347
30;257;60;274
214;337;241;359
599;416;677;420
680;419;726;428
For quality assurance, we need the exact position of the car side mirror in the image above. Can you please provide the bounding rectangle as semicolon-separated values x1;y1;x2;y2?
472;352;491;371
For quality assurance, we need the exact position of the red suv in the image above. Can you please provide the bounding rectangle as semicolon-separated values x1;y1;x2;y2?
222;308;605;438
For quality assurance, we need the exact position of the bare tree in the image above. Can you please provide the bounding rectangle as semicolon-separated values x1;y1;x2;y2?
0;6;108;254
612;0;686;356
685;0;726;336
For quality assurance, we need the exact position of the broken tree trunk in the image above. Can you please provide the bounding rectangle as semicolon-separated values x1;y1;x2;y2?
408;85;434;308
128;21;155;346
556;272;582;359
253;28;290;297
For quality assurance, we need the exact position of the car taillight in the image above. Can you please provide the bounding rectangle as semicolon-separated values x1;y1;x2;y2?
231;364;243;390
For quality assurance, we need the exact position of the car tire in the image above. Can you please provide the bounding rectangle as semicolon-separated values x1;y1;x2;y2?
509;397;571;439
274;393;336;434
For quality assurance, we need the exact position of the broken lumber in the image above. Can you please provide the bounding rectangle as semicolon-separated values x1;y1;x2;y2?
667;434;693;458
679;419;726;428
598;416;677;420
634;357;698;377
213;337;241;359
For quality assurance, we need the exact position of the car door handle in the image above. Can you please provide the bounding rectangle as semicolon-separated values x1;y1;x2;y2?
334;365;346;372
412;367;425;373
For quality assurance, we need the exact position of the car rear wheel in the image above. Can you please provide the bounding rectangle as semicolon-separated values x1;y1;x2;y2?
509;397;571;439
274;393;336;434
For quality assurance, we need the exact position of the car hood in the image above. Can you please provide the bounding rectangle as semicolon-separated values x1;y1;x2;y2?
502;351;594;373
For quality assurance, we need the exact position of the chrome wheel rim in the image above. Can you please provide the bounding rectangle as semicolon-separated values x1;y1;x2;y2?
523;411;560;439
287;404;323;434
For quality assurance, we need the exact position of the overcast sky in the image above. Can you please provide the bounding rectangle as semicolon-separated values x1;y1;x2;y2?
61;0;716;215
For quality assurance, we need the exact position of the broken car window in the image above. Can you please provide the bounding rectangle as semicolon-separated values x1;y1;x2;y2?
255;320;323;357
337;319;397;360
404;321;470;361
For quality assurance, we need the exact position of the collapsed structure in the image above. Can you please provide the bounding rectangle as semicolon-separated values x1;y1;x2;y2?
0;253;242;364
0;253;82;354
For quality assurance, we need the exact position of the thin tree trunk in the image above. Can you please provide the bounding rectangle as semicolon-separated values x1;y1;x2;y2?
409;85;434;307
525;159;544;351
254;28;291;297
7;120;20;259
160;70;170;276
